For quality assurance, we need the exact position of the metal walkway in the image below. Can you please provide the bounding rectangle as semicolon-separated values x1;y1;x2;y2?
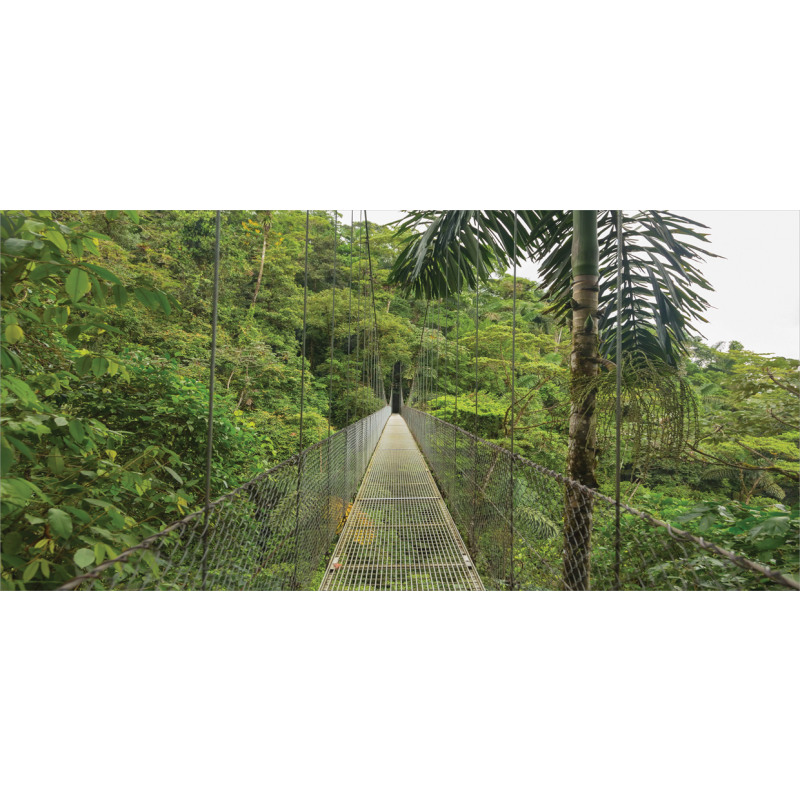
320;414;484;590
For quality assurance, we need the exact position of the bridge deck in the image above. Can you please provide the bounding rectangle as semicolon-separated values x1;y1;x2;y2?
320;414;484;590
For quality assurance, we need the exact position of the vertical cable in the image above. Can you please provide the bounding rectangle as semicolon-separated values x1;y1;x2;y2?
346;211;354;426
443;297;448;418
471;219;480;553
201;210;221;590
436;300;441;410
509;214;517;591
614;210;623;590
453;250;461;490
364;213;381;405
328;212;337;438
293;210;311;588
328;211;337;531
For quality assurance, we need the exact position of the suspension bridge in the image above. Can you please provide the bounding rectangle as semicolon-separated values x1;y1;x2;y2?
58;212;799;592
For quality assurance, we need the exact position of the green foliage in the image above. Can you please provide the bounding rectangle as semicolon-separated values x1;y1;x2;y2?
2;209;795;590
1;210;392;589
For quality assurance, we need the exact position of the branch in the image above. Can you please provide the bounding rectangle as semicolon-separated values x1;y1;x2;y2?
687;443;798;481
766;369;800;398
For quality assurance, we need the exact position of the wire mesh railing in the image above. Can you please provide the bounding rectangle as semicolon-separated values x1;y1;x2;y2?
59;406;391;590
401;407;799;591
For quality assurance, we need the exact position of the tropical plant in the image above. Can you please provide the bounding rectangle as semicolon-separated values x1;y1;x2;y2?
389;210;718;588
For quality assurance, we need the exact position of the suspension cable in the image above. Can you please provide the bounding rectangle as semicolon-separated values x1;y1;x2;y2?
364;213;381;402
201;209;221;590
328;211;337;439
443;297;448;418
436;297;442;406
293;210;311;587
510;213;517;591
472;218;480;553
455;250;461;417
346;210;354;426
327;211;337;515
614;209;623;590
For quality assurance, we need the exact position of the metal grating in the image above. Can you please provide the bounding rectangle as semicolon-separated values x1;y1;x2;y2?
320;415;484;591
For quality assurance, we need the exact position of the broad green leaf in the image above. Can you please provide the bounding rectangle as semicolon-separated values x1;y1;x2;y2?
105;210;120;220
74;548;95;569
23;561;40;582
3;375;43;409
43;229;68;251
48;507;73;538
123;210;140;223
47;508;72;539
1;477;50;505
91;357;109;378
65;268;90;302
2;238;32;256
4;324;24;344
47;447;65;475
76;354;93;375
68;419;85;443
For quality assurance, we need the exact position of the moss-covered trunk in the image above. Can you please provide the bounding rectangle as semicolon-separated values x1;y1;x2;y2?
564;210;599;590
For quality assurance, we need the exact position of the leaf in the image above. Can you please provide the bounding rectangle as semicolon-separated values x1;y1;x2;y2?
43;229;68;251
48;508;73;538
1;477;51;505
91;357;110;378
3;375;43;409
47;447;65;475
142;549;160;577
4;324;24;344
68;419;86;443
112;284;128;306
76;354;94;375
5;435;36;462
74;548;95;569
134;288;160;310
65;268;91;303
23;561;40;582
2;238;32;256
162;466;183;484
84;263;122;285
105;210;120;220
0;439;14;476
123;210;140;224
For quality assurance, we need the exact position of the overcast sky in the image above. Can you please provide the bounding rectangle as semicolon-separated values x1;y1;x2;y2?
359;210;799;360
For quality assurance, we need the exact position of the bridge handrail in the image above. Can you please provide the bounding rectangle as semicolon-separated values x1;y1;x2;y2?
402;406;799;591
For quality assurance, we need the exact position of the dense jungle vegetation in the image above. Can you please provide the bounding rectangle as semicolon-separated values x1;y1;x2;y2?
1;210;798;589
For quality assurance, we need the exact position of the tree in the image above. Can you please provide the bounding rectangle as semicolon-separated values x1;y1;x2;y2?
389;210;718;588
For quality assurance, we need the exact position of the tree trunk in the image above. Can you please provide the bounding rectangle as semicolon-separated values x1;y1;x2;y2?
251;213;272;308
564;210;599;590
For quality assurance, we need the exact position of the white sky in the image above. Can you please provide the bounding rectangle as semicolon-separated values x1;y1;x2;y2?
360;210;800;360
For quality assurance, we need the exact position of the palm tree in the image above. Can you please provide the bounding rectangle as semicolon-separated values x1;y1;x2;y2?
389;210;718;589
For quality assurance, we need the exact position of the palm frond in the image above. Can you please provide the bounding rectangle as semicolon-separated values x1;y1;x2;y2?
391;210;719;367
